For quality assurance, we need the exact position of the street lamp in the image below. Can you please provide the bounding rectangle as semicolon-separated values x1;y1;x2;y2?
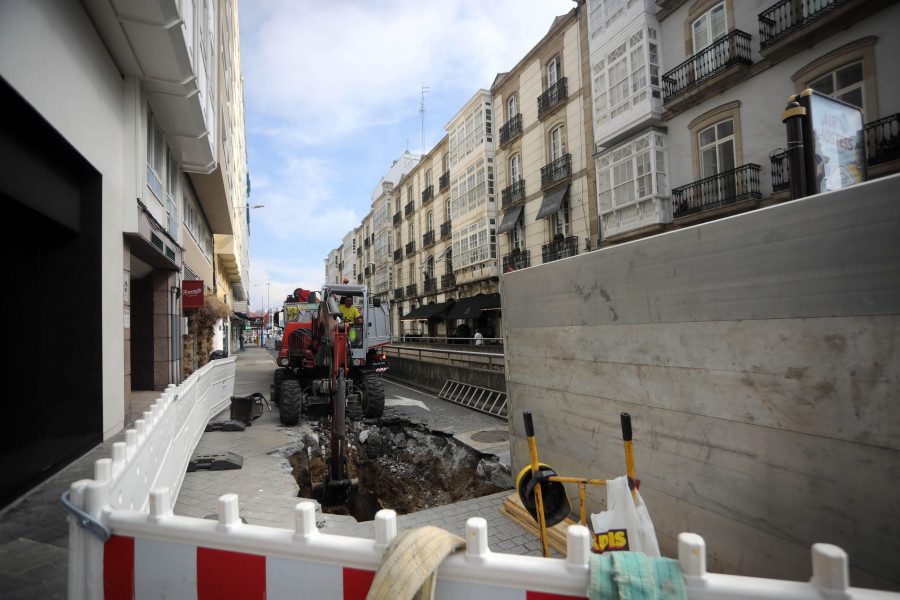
234;204;264;211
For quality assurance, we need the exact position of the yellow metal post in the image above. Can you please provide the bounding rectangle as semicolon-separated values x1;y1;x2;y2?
523;411;549;557
621;412;636;500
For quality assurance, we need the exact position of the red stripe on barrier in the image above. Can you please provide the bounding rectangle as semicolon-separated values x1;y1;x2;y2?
103;535;134;600
197;547;266;600
527;592;587;600
343;567;375;600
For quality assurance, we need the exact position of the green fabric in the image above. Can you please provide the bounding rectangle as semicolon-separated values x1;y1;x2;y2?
588;552;687;600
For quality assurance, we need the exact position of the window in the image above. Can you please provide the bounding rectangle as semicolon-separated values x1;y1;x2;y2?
445;198;451;221
509;154;521;183
427;210;433;231
592;26;660;130
146;108;165;200
448;102;487;167
549;125;566;161
407;185;414;206
425;169;433;187
450;159;490;220
554;202;570;238
510;221;524;251
451;218;494;269
692;3;727;54
698;120;735;178
408;261;415;284
596;131;668;233
687;101;743;182
409;223;414;241
810;62;865;112
547;56;560;87
507;94;518;121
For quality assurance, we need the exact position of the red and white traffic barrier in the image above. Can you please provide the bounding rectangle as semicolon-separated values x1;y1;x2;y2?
67;486;896;600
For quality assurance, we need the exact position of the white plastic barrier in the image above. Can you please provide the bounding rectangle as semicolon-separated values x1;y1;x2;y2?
88;356;235;513
67;487;898;600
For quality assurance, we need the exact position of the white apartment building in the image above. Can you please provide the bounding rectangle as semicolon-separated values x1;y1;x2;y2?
0;0;249;507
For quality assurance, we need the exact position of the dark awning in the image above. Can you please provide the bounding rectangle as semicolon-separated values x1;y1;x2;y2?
400;299;456;322
535;184;569;220
497;206;524;234
445;293;501;321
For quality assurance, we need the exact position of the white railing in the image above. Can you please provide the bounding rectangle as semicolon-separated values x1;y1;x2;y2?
66;491;894;600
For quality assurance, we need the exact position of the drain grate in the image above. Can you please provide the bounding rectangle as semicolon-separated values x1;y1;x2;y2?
470;430;509;443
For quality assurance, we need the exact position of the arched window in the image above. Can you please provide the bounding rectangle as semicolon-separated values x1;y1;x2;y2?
547;55;560;87
549;124;566;160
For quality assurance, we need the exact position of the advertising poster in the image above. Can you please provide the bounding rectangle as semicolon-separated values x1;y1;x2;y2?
805;91;866;193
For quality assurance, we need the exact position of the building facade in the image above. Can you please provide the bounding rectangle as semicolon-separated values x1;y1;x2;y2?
0;0;249;507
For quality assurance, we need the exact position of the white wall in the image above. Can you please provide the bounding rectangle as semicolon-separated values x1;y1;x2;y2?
0;0;128;437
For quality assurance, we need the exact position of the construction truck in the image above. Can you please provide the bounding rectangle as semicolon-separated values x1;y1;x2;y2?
273;283;390;425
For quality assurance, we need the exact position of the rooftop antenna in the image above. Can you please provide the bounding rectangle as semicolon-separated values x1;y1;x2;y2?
420;85;430;154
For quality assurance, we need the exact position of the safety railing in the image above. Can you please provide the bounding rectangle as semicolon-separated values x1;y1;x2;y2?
386;344;505;371
66;491;892;599
499;113;523;147
502;178;527;209
759;0;848;49
866;113;900;165
662;31;752;103
672;164;761;218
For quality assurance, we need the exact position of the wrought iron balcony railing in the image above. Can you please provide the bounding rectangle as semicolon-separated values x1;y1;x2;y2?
405;283;418;297
502;250;530;272
394;287;404;299
422;185;434;204
541;154;572;189
662;31;752;103
537;77;567;118
439;170;450;191
866;113;900;166
405;202;414;218
424;277;437;294
440;273;456;289
541;236;578;264
405;241;416;255
499;114;523;147
769;149;790;192
423;230;435;247
501;179;527;209
393;249;403;262
393;211;402;225
759;0;849;49
672;164;761;218
440;221;452;239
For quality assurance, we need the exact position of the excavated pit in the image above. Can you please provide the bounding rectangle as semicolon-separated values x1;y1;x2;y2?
288;408;510;522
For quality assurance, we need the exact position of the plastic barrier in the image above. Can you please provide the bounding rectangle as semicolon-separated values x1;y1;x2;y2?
66;488;897;600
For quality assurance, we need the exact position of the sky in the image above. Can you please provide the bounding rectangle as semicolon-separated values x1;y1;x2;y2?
237;0;577;313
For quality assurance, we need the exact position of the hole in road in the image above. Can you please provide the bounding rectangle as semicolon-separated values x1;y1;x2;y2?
289;411;511;522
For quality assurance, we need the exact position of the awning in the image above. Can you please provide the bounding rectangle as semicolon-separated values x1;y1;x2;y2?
445;293;501;321
497;206;524;234
400;299;456;322
535;184;569;220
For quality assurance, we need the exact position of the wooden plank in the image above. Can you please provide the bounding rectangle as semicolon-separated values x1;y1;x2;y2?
500;492;577;556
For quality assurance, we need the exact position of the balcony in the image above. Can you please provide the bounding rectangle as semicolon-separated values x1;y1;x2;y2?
502;250;530;272
394;287;404;299
405;241;416;255
866;113;900;166
393;211;402;226
393;249;403;263
769;149;791;193
541;154;572;189
356;246;361;256
440;221;452;239
357;274;363;284
422;185;434;205
364;238;370;248
672;164;761;219
423;230;435;248
405;202;415;218
499;114;523;147
441;273;456;289
541;236;578;264
405;283;418;297
439;170;450;191
501;179;527;209
757;0;882;61
364;266;372;277
662;31;752;113
537;78;567;119
424;277;437;294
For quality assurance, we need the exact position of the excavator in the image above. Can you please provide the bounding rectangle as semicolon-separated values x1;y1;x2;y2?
273;283;391;504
